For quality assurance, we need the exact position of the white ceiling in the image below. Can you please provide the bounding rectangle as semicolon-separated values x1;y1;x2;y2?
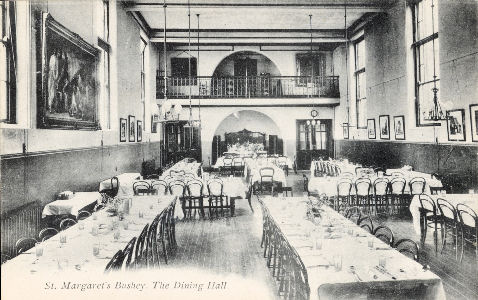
125;0;396;31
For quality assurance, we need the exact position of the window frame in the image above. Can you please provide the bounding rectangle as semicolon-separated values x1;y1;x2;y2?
295;53;326;86
140;37;147;131
297;120;327;151
412;0;440;127
354;37;366;129
1;1;17;124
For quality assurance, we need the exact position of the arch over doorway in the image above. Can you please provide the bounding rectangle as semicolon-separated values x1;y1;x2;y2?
211;110;283;164
212;50;282;77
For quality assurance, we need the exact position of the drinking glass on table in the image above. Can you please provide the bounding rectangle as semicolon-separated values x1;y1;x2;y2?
113;230;121;241
57;258;69;270
368;238;374;249
92;243;100;257
33;242;43;264
78;220;85;230
59;234;67;248
91;224;99;236
333;255;342;271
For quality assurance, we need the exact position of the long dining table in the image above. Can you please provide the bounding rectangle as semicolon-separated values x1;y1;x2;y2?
261;196;446;300
1;195;177;277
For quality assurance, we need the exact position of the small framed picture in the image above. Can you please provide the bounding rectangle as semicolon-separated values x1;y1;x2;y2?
393;115;405;140
379;115;390;140
151;115;158;133
447;109;466;141
119;118;127;142
367;119;376;139
128;115;135;142
343;123;349;139
137;120;143;142
470;104;478;142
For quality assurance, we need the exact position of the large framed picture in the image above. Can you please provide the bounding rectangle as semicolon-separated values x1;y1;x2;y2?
137;120;143;142
470;104;478;142
343;123;349;139
379;115;390;140
367;119;376;139
119;118;127;142
128;115;136;142
393;115;405;140
446;109;466;141
37;12;99;130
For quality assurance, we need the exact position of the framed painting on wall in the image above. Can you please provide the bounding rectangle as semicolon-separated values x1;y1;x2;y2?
343;123;349;139
367;119;376;139
137;120;143;142
446;109;466;141
119;118;127;142
37;12;99;130
393;116;405;140
470;104;478;142
379;115;390;140
128;115;135;142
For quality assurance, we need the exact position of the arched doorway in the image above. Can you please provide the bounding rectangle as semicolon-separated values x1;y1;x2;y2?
211;51;281;98
211;110;283;164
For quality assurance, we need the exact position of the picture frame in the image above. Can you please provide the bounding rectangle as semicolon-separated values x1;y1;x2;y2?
367;119;376;139
393;115;405;140
342;123;349;139
137;120;143;142
37;12;99;130
119;118;127;142
128;115;135;142
470;104;478;142
151;115;159;133
379;115;390;140
446;109;466;141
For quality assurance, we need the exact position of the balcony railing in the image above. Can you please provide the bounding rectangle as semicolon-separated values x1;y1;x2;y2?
156;75;339;99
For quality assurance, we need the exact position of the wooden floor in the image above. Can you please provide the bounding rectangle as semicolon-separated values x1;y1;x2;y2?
166;171;478;300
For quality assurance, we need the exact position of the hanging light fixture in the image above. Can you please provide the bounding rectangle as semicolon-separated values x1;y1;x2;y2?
424;0;447;122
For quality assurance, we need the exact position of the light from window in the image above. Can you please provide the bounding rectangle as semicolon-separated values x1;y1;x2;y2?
298;121;327;151
413;0;439;125
141;38;147;130
354;38;366;128
296;53;325;86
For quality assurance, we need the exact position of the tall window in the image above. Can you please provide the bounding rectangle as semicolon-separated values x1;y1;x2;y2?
98;0;110;129
298;121;327;150
140;38;147;129
354;38;366;128
1;1;16;123
412;0;439;126
296;53;325;86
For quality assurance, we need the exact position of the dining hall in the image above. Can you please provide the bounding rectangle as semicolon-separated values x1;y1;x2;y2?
0;0;477;299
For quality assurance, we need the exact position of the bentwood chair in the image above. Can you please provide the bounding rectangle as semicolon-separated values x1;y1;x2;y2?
38;227;59;242
277;156;289;176
207;178;230;218
169;180;186;196
104;250;125;273
102;176;119;198
134;224;149;269
183;179;205;219
358;215;374;233
146;214;161;268
59;218;77;231
394;239;420;262
409;177;427;196
344;206;362;225
335;178;353;211
436;198;459;258
355;177;372;211
15;238;37;255
165;202;178;251
1;253;11;264
373;225;395;246
133;181;152;195
373;177;390;216
389;177;407;214
456;203;478;263
170;170;185;177
220;157;234;177
418;194;439;254
258;167;275;195
157;212;170;264
232;157;244;177
123;237;137;270
77;210;91;221
151;180;169;195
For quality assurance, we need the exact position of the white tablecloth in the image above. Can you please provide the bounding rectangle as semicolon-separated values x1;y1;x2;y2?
163;161;201;177
245;160;287;186
262;197;446;300
98;173;141;197
3;195;176;276
42;192;102;218
409;193;478;234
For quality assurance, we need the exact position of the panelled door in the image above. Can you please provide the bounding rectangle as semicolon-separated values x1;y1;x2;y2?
296;119;333;170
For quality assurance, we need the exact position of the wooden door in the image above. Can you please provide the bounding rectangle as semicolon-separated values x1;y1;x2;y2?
296;119;333;170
